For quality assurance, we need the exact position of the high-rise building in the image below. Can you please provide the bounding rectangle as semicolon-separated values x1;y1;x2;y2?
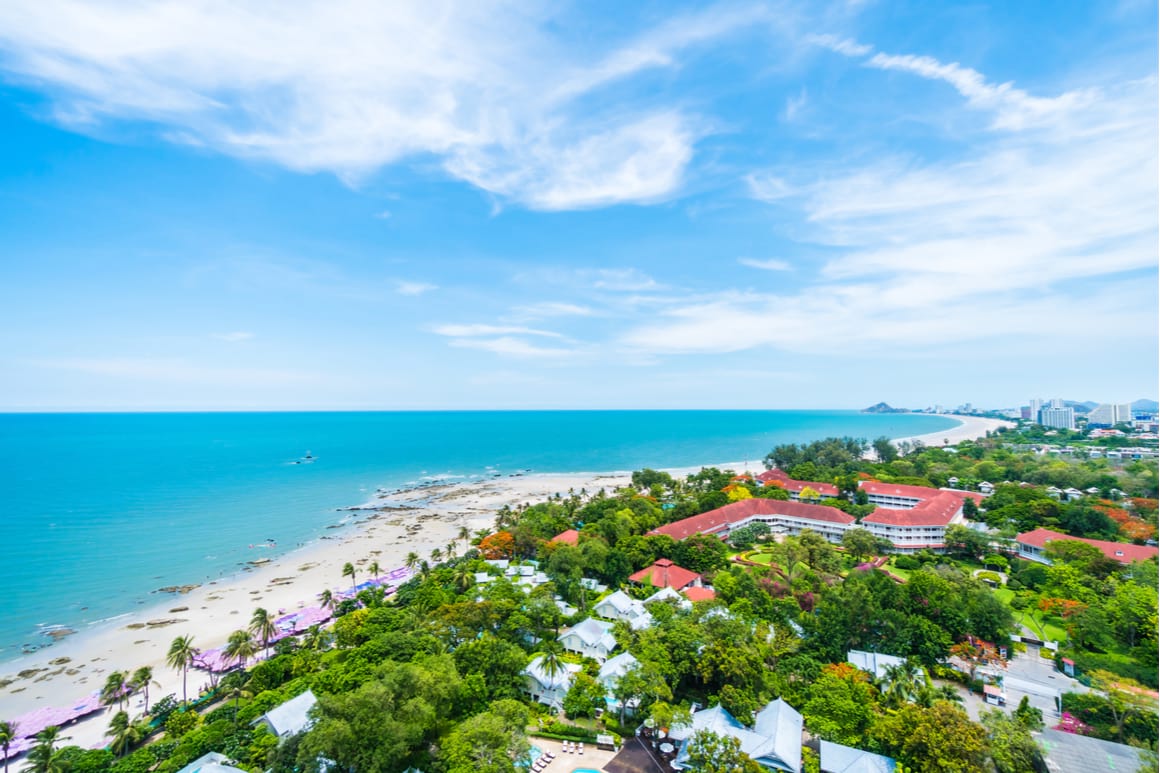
1088;403;1133;427
1028;398;1044;423
1040;406;1076;430
1049;398;1064;409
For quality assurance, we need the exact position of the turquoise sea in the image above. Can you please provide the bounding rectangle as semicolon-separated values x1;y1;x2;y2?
0;410;958;660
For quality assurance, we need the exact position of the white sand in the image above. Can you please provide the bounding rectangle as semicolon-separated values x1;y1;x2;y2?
0;415;1006;749
892;414;1014;448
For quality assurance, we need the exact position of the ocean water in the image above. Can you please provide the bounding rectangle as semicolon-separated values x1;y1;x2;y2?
0;410;958;660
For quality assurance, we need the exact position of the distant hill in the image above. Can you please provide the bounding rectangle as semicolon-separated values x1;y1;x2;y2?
1064;400;1097;413
1133;398;1159;412
863;402;909;414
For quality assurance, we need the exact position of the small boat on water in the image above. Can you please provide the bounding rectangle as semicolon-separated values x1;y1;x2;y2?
290;451;316;465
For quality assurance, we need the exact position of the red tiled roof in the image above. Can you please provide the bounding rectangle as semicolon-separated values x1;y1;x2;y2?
682;586;716;602
551;529;580;545
1016;528;1159;564
629;559;701;590
862;491;965;526
648;498;855;541
860;481;945;499
756;469;839;496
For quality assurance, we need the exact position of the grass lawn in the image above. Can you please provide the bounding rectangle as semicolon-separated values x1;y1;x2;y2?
885;562;912;581
746;552;774;564
993;588;1068;642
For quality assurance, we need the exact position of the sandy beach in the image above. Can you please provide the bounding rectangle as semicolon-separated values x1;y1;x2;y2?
892;414;1014;448
0;414;1005;750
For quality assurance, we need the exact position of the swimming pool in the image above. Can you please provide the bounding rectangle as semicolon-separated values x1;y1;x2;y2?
519;745;544;768
571;769;601;773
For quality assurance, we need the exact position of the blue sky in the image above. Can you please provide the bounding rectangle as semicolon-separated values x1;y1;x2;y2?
0;0;1156;411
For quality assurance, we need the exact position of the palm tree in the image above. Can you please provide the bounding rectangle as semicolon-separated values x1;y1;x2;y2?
249;607;277;657
25;726;64;773
445;541;458;560
0;719;15;773
228;685;253;726
404;551;420;572
430;547;443;563
107;711;146;758
129;667;158;715
367;560;381;580
318;588;336;612
166;635;197;704
419;559;431;578
451;564;474;593
457;525;471;544
881;661;921;708
539;647;566;684
342;562;357;593
224;629;257;670
101;671;129;712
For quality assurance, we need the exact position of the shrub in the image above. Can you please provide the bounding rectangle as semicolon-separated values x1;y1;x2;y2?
164;708;200;738
894;555;921;570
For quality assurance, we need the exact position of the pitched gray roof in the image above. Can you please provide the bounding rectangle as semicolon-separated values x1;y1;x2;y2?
819;740;895;773
255;689;317;737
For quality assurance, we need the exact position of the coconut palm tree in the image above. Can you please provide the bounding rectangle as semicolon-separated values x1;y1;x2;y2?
224;629;257;670
166;635;197;705
0;719;15;773
318;588;336;612
25;726;64;773
404;551;420;572
367;560;381;580
107;711;147;758
101;671;129;712
881;661;922;708
228;685;253;726
249;607;277;657
342;562;357;593
419;559;431;578
451;564;474;593
129;666;159;715
430;547;443;563
539;646;566;682
457;525;471;544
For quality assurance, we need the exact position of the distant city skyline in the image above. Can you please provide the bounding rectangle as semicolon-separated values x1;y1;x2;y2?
0;2;1156;410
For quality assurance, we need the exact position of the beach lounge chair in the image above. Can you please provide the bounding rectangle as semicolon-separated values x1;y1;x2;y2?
579;742;584;755
544;752;555;760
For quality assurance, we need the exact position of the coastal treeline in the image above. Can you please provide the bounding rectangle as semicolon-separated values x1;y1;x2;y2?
8;433;1158;772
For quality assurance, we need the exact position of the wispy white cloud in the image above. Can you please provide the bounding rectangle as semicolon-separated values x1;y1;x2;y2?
591;268;660;292
866;52;1096;130
782;87;808;121
738;258;793;271
374;210;392;220
807;33;872;57
511;301;595;319
433;324;562;338
746;173;796;202
0;1;766;210
447;336;575;359
396;281;437;296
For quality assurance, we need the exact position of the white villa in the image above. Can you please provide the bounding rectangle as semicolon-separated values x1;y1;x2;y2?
593;590;653;630
523;654;581;711
671;699;803;772
598;652;641;714
559;617;618;661
252;690;317;740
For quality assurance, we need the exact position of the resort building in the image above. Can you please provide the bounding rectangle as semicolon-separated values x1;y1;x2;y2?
1014;528;1158;566
593;590;653;630
252;690;317;740
649;476;983;553
628;559;703;592
559;617;618;661
683;586;717;603
819;741;896;773
1087;403;1133;427
670;699;803;772
523;654;581;710
757;469;839;500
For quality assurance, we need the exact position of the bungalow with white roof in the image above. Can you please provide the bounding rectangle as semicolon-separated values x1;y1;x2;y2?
1045;486;1063;500
820;741;895;773
846;650;908;681
252;690;317;740
593;590;653;630
598;651;641;714
523;654;581;711
176;753;248;773
559;617;618;661
671;699;803;772
978;481;994;495
1063;488;1084;502
646;586;692;611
